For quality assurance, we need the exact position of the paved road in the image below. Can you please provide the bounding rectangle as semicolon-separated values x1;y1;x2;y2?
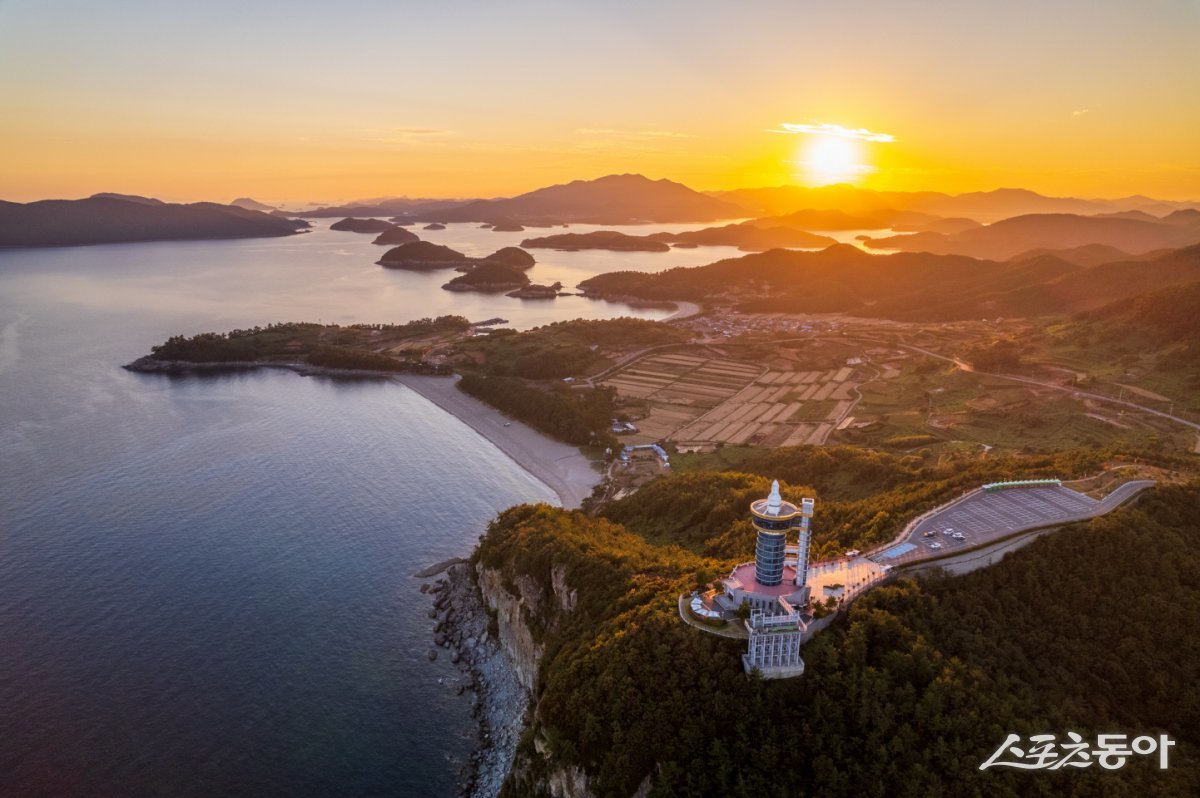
896;342;1200;432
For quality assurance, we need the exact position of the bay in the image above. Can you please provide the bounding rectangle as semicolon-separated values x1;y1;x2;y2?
0;220;733;796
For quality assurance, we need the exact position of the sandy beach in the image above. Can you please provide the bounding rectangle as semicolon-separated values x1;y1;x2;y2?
392;374;601;509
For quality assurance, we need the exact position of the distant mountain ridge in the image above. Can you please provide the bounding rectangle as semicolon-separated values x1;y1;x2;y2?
865;212;1200;260
0;195;307;248
709;184;1200;223
229;197;275;211
275;177;1198;228
431;174;744;224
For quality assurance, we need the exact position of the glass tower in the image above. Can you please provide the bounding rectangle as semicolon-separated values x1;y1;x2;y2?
750;481;801;586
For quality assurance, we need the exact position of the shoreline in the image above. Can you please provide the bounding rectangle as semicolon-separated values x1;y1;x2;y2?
392;373;602;509
126;358;604;509
429;563;531;798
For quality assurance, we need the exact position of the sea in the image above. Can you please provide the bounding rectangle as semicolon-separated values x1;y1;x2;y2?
0;220;752;797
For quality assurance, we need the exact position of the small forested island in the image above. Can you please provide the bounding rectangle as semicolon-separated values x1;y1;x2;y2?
372;226;420;245
442;262;531;293
519;230;671;252
379;242;536;274
377;241;477;270
506;282;561;299
329;217;395;233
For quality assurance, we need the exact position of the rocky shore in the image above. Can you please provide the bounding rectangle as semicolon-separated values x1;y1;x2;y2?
425;562;531;798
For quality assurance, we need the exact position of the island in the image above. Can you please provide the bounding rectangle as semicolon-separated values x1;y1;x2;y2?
480;246;535;269
424;223;447;230
378;241;477;270
519;230;671;252
372;226;420;245
647;222;838;251
442;262;531;293
329;217;395;233
505;282;562;299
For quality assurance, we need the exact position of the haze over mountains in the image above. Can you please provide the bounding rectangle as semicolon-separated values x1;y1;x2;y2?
3;174;1197;259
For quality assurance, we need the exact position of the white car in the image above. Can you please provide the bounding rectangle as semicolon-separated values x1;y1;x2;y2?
930;542;943;550
952;532;966;540
942;528;954;536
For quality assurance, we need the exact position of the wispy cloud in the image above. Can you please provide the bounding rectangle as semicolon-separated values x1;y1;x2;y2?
769;122;895;143
575;128;697;140
1072;109;1091;118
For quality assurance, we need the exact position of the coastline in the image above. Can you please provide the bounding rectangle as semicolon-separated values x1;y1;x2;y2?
127;358;603;509
430;562;531;798
392;373;602;509
661;300;701;321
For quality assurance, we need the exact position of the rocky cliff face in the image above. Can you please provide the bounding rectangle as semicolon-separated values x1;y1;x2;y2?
476;566;545;693
474;562;620;798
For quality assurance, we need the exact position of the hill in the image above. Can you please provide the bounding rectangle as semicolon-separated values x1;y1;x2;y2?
229;197;275;211
435;174;744;224
520;230;671;252
330;217;395;233
750;207;936;230
864;213;1200;260
1008;243;1136;267
472;449;1200;797
292;197;476;219
578;242;1200;321
1073;278;1200;345
647;222;837;251
0;196;306;248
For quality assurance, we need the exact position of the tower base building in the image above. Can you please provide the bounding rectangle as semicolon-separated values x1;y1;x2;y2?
715;480;816;678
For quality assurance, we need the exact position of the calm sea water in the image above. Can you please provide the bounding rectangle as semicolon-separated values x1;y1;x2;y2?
0;221;734;796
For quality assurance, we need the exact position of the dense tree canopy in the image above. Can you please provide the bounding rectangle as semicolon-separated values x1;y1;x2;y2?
479;452;1200;797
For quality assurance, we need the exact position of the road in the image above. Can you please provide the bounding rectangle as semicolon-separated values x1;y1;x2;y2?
896;342;1200;432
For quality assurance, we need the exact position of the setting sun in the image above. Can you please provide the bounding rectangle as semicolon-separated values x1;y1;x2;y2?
799;135;867;186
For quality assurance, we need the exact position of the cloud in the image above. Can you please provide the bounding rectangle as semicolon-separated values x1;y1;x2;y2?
390;127;454;135
575;128;698;139
1072;109;1091;117
769;122;895;143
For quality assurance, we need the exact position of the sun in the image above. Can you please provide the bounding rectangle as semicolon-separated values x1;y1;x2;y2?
799;136;867;186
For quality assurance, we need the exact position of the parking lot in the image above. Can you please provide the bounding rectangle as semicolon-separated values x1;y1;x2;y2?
871;484;1112;567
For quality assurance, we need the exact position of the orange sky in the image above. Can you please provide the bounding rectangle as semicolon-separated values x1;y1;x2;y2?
1;0;1197;204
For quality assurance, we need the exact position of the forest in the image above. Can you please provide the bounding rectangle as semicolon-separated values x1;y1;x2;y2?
451;318;688;444
475;446;1200;797
143;316;470;364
